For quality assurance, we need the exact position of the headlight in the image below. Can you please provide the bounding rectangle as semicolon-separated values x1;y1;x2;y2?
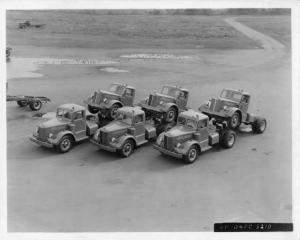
206;100;211;107
48;133;55;139
103;98;108;103
159;101;165;105
156;133;164;145
33;127;39;136
145;97;149;103
176;142;182;148
223;106;229;111
111;137;116;143
94;131;100;140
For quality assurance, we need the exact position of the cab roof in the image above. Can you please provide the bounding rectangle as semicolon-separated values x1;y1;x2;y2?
179;109;208;121
163;85;188;92
222;88;250;96
117;106;144;116
58;103;85;112
111;82;135;90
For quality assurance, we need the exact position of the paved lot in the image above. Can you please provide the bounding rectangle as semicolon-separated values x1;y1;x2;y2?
6;14;292;231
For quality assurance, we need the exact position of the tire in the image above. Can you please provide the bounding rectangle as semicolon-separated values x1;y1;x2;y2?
56;135;73;153
88;105;99;114
165;107;178;123
220;129;236;148
29;100;42;111
109;104;121;119
183;145;199;164
17;100;27;107
227;112;241;129
252;117;267;134
120;139;134;158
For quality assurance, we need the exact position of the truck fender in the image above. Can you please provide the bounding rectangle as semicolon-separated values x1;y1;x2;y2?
226;107;242;118
161;102;178;113
181;140;201;155
51;131;75;145
105;99;123;109
115;135;137;149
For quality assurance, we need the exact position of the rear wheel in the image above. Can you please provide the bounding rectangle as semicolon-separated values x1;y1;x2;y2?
29;100;42;111
220;129;236;148
227;112;241;129
88;105;99;114
17;100;27;107
120;139;134;158
252;117;267;134
183;145;199;164
165;107;178;123
56;135;73;153
109;104;121;119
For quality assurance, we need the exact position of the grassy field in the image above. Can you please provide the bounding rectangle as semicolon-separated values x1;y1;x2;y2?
7;10;261;49
237;16;291;48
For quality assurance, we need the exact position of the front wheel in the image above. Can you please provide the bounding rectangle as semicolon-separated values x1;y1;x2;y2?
29;100;42;111
120;139;134;158
252;117;267;134
227;112;241;129
17;100;28;107
183;145;199;164
56;135;73;153
165;107;178;123
109;104;121;119
220;129;236;148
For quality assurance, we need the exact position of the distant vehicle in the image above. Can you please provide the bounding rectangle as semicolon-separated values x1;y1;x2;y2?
30;104;99;153
7;95;51;111
84;83;136;119
139;85;189;123
18;20;46;29
199;88;267;133
153;109;236;164
90;106;175;157
6;47;12;61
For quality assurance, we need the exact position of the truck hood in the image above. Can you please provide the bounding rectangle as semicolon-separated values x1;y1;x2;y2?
101;121;130;133
148;93;175;107
100;90;121;97
40;118;69;129
165;125;195;138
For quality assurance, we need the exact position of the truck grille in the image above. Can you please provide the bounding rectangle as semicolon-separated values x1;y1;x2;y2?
164;136;173;150
37;127;47;141
100;131;108;145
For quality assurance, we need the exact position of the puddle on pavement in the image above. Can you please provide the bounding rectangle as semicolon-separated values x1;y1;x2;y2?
120;53;201;60
99;67;129;73
7;57;120;80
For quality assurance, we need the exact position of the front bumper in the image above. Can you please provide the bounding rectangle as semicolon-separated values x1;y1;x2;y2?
153;144;183;159
29;136;53;148
90;138;117;152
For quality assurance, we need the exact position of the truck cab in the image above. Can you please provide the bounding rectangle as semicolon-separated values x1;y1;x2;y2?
139;85;189;123
153;109;236;163
85;83;136;119
90;106;157;157
30;104;98;153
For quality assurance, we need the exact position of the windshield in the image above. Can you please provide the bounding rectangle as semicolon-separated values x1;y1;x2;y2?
220;90;242;102
57;108;72;120
115;112;133;125
108;84;126;95
161;86;181;98
177;116;197;129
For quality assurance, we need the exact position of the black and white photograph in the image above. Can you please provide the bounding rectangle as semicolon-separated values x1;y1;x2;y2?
1;0;299;239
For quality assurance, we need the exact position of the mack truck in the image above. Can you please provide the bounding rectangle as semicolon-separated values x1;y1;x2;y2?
84;83;136;120
90;106;175;157
199;88;267;133
139;85;189;123
153;109;236;164
30;103;100;153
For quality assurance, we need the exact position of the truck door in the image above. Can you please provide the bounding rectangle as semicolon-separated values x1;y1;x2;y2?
73;110;86;139
122;88;135;106
176;91;188;110
134;113;145;144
